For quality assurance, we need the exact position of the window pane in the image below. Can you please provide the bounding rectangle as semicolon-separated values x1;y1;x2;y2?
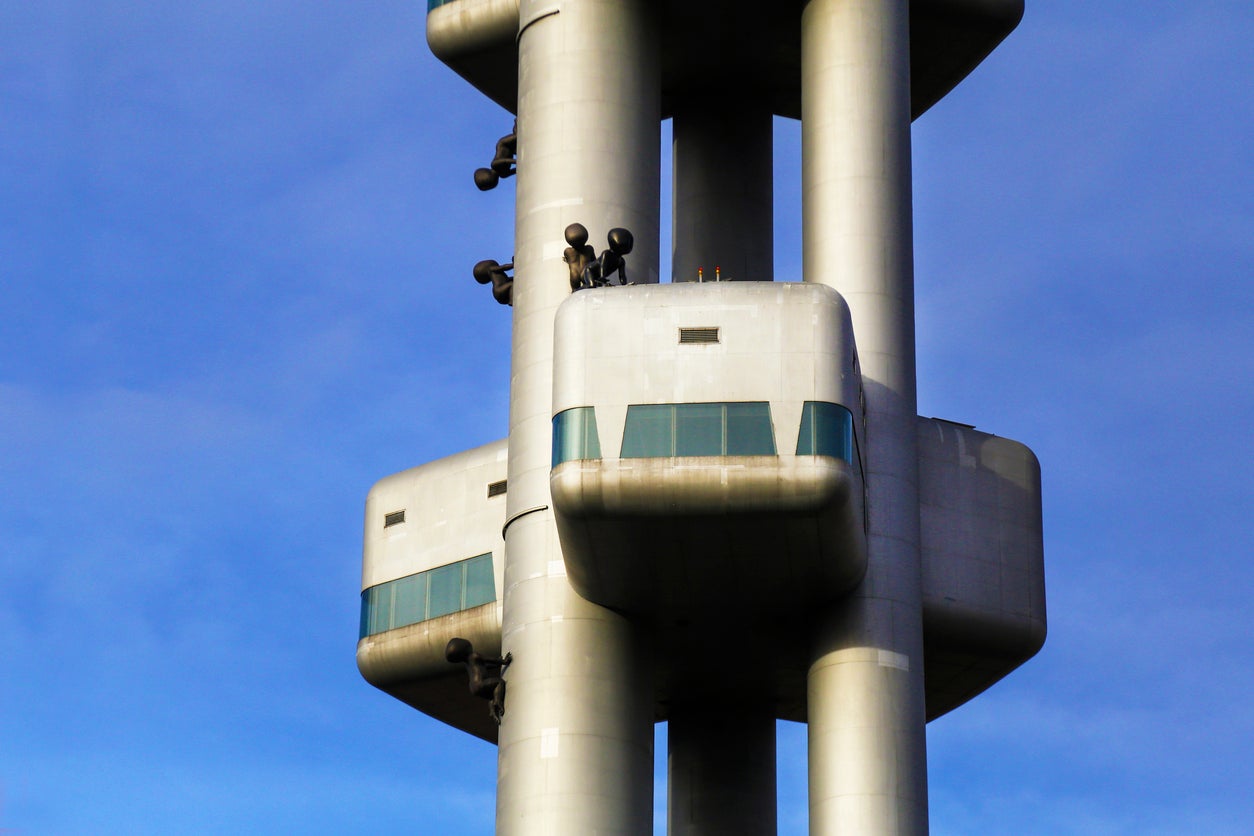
580;410;602;460
368;584;392;636
552;407;602;466
359;590;372;639
725;403;775;455
816;402;852;461
427;563;463;619
621;405;674;457
796;402;853;462
796;402;818;455
391;573;427;629
464;553;496;608
675;403;724;456
552;409;573;466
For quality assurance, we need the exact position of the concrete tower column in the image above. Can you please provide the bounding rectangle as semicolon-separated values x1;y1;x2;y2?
671;96;773;283
667;91;777;834
800;0;928;833
496;0;661;833
667;705;777;836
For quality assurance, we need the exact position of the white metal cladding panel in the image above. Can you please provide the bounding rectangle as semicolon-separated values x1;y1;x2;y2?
917;418;1046;637
362;438;508;590
552;282;860;456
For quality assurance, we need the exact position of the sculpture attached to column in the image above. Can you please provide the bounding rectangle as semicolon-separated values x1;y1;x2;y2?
562;223;598;291
565;224;634;290
445;637;513;724
473;258;514;306
473;122;517;191
594;227;634;286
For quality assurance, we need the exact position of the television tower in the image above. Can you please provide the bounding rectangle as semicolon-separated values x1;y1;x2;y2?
357;0;1045;833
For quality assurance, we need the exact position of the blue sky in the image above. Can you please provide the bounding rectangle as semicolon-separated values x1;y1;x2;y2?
1;1;1250;833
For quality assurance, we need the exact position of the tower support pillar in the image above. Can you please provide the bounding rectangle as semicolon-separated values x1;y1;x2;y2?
667;706;777;836
495;0;661;832
801;0;928;833
671;96;773;283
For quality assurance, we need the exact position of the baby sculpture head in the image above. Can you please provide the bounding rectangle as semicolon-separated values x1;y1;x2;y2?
445;637;474;664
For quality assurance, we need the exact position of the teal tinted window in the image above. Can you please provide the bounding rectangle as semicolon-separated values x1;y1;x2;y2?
367;585;391;637
361;587;384;637
796;401;855;463
359;553;497;639
464;553;495;609
392;573;427;628
726;403;776;455
552;407;602;466
621;402;776;458
675;403;723;456
621;404;674;457
428;563;463;620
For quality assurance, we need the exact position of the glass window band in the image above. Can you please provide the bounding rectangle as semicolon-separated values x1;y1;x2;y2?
359;553;495;639
621;402;776;458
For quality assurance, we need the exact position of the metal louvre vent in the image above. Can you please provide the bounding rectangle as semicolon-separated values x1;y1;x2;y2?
487;479;507;498
678;327;720;344
383;509;406;528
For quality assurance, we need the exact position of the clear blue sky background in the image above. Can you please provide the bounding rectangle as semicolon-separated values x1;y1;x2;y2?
2;1;1250;833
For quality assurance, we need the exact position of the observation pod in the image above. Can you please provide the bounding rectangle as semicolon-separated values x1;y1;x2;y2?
915;419;1047;718
550;282;867;626
351;406;1048;737
356;440;508;742
426;0;1025;122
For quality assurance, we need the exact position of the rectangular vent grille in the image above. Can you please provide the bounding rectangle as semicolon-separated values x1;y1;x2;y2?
487;479;507;498
383;509;406;528
679;327;720;344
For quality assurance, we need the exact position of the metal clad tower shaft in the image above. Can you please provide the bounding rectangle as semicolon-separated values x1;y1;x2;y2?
667;75;776;835
497;0;661;831
671;95;773;283
802;0;928;833
667;706;777;835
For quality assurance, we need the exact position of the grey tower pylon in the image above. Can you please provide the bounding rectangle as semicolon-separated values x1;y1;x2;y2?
801;1;925;828
498;0;660;829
